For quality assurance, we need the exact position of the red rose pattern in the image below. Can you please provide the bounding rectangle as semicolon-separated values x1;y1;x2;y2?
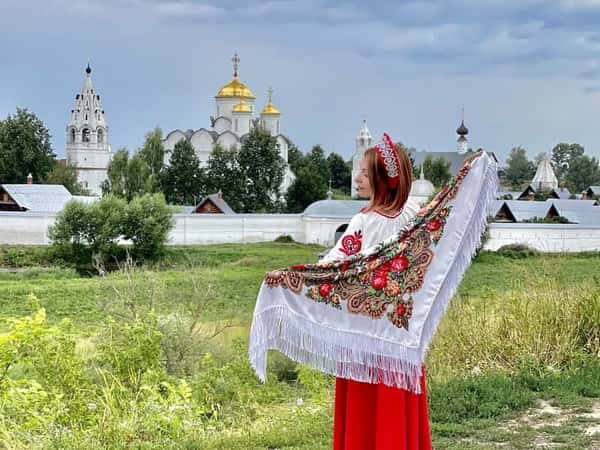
391;255;409;272
319;282;333;298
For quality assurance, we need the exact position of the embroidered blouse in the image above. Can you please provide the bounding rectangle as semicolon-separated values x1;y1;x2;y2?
321;198;420;262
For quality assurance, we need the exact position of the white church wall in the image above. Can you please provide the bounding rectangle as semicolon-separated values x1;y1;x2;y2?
164;130;187;151
213;117;232;134
190;129;215;164
216;131;239;150
276;135;288;161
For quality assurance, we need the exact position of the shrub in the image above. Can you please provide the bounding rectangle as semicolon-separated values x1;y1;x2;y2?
122;193;174;260
49;194;174;267
273;234;295;243
496;243;540;258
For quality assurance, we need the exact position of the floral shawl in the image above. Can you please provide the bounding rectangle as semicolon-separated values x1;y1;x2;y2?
249;151;498;393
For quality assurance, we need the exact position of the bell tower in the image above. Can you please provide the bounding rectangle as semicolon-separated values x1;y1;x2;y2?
65;63;112;195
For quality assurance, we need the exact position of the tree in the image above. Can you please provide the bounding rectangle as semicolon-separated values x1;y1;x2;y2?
551;143;584;182
287;143;304;174
204;144;244;212
44;161;89;195
101;149;129;198
161;139;204;205
101;149;153;201
423;156;452;188
304;145;329;184
564;155;600;193
327;152;351;194
285;144;328;212
285;165;328;213
237;126;285;212
137;127;165;191
504;146;535;189
0;108;56;183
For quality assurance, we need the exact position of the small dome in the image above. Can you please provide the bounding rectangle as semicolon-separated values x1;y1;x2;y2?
410;165;435;197
411;178;435;197
261;101;280;115
232;101;252;113
216;78;255;99
456;119;468;136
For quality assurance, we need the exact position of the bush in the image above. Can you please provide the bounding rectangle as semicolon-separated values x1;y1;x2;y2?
496;243;540;258
122;193;174;260
49;194;174;267
273;234;295;243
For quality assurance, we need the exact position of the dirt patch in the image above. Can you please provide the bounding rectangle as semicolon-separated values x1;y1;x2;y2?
497;399;600;448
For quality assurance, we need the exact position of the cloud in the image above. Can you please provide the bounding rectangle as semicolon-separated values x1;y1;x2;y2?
151;1;224;18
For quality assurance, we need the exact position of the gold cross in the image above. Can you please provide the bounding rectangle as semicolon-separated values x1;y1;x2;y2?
232;52;240;78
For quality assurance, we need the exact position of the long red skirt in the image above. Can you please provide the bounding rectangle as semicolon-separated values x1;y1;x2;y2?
333;369;431;450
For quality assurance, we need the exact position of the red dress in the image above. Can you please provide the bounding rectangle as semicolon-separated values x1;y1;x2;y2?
322;205;432;449
333;369;432;450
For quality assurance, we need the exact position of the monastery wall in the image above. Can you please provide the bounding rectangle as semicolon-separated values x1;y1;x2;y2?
2;212;600;252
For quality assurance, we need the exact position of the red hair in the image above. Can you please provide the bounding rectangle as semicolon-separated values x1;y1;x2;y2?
363;143;413;215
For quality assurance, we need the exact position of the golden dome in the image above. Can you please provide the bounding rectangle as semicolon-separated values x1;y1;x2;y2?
261;101;280;115
216;78;255;99
232;101;252;113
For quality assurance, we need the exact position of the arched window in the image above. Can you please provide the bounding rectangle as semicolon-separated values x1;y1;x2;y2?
235;119;238;132
335;224;348;243
97;128;104;143
70;128;76;143
277;120;280;134
82;128;90;143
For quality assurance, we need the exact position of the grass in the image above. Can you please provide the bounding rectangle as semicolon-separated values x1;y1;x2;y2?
0;245;599;449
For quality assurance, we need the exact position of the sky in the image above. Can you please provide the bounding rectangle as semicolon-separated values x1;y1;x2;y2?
2;0;600;165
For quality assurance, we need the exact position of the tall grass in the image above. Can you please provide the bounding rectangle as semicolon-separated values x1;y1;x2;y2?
428;277;600;380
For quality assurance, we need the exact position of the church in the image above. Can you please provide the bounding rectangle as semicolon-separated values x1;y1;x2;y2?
65;64;112;195
162;53;296;193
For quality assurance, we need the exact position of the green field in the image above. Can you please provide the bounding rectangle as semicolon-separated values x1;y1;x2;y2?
0;244;599;449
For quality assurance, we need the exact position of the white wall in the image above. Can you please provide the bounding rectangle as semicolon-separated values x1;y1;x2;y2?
3;212;600;252
169;214;304;244
0;213;55;245
484;223;600;252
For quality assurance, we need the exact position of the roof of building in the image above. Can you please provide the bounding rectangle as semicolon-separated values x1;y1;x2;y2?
1;184;74;213
193;193;236;214
303;199;368;218
587;186;600;195
551;187;571;199
546;199;599;224
232;101;252;113
497;200;556;222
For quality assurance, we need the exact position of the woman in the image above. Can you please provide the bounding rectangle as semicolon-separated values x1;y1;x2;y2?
320;133;431;450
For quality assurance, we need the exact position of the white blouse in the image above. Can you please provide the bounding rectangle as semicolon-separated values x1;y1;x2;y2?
320;199;420;262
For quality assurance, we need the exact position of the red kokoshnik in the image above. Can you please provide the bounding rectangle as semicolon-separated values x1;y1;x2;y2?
374;132;402;188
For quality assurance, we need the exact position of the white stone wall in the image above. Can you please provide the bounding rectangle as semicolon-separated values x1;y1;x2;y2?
169;214;304;244
3;212;600;252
